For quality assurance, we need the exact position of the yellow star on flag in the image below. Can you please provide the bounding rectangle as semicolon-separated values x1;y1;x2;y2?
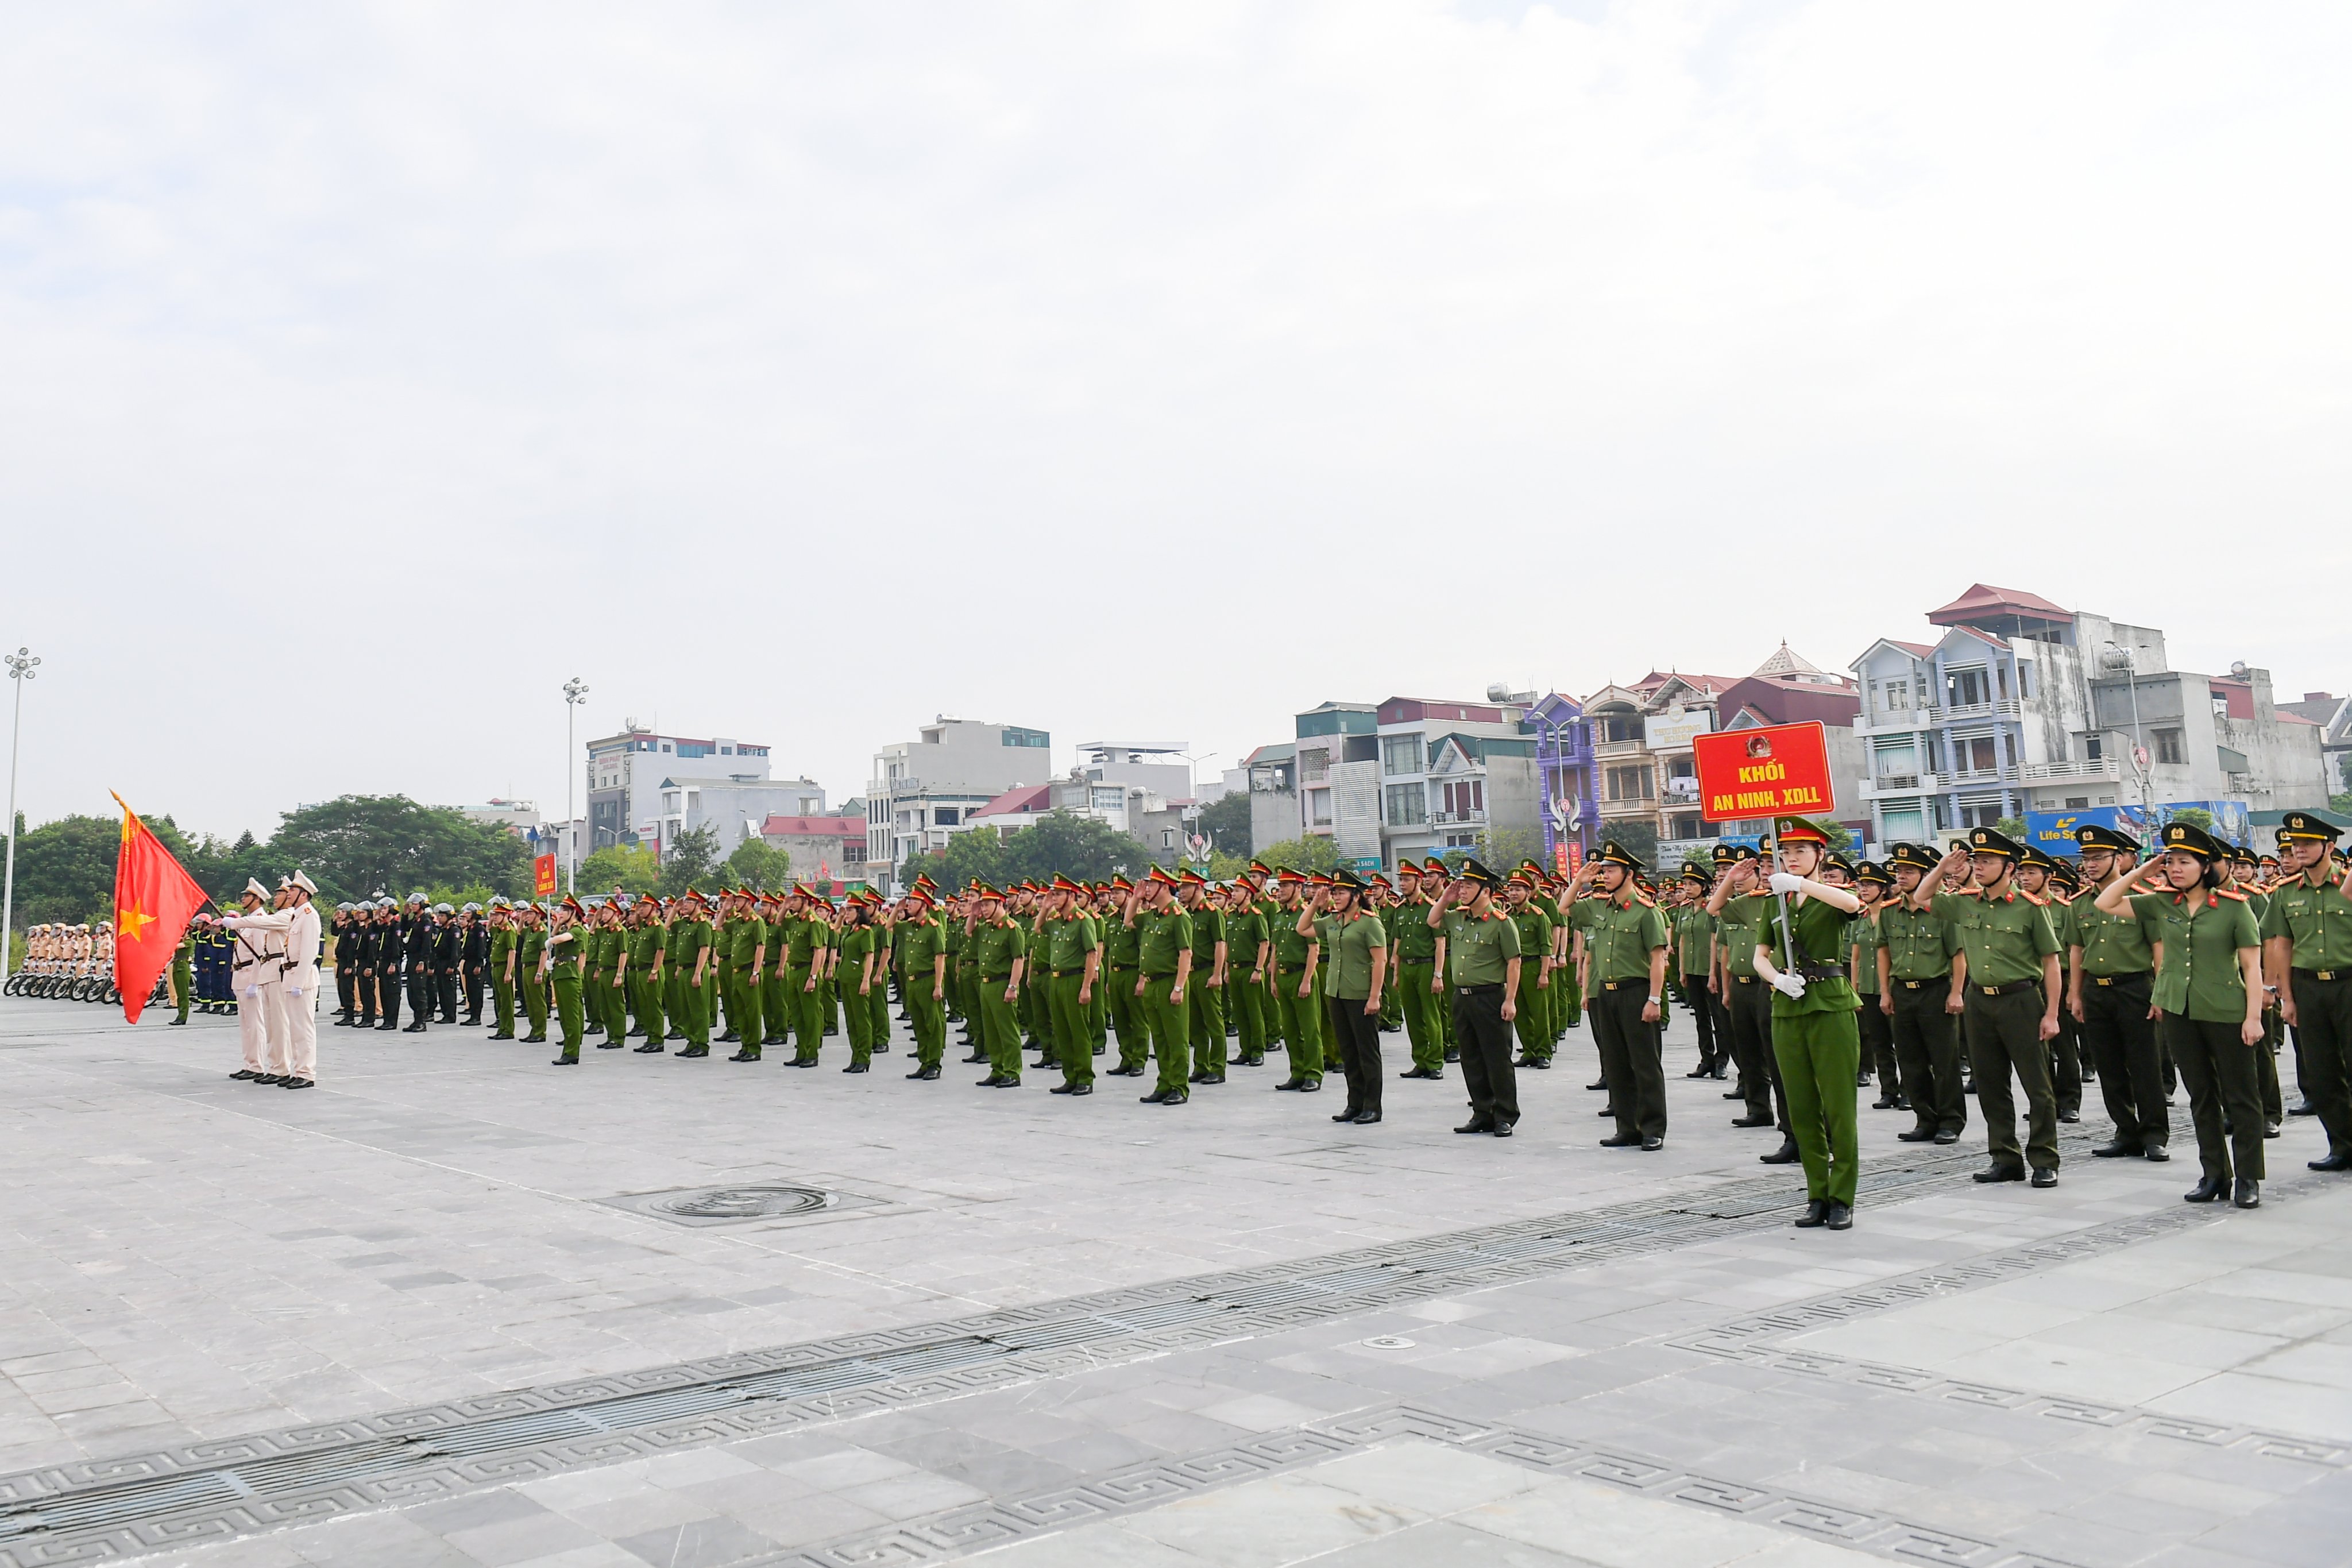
118;903;155;943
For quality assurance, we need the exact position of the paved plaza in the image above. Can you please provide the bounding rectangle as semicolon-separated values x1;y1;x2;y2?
0;996;2346;1568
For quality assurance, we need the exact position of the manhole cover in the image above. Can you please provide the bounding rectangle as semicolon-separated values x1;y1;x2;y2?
598;1182;884;1227
661;1185;831;1220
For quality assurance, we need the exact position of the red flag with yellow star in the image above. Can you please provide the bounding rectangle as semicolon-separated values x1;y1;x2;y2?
110;794;210;1025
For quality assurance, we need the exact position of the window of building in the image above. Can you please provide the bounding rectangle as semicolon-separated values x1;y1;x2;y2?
1947;668;1988;708
1308;789;1332;827
1961;802;2005;829
2084;734;2103;761
1605;766;1652;802
1880;806;1925;843
1443;832;1477;848
2154;728;2185;764
1440;779;1482;816
1956;735;1999;775
1001;727;1051;748
1381;735;1423;775
934;807;961;826
1882;679;1909;710
1091;787;1125;812
2064;797;2090;809
1385;783;1427;826
1299;747;1330;783
1162;829;1176;848
676;743;712;758
1596;714;1642;744
719;746;732;755
661;743;673;753
663;791;679;812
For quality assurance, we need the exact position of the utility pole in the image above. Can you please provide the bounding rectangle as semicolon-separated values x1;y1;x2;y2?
1;647;38;995
562;677;590;894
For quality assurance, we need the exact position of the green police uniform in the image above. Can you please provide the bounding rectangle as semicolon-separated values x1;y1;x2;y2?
1539;885;1579;1036
669;912;713;1053
1760;893;1863;1207
1269;899;1322;1086
1440;901;1521;1127
1580;890;1670;1143
839;921;875;1066
2260;862;2352;1161
2064;886;2166;1150
629;920;666;1045
2142;886;2265;1186
1507;899;1555;1065
898;910;949;1071
1849;905;1897;1091
1224;902;1269;1066
1878;895;1964;1138
1044;909;1099;1090
1391;893;1445;1074
1673;901;1718;1072
971;913;1026;1082
1103;900;1146;1071
1135;902;1195;1098
171;933;195;1024
1024;917;1053;1063
1932;885;2062;1175
724;912;766;1057
518;922;550;1040
782;912;825;1063
867;917;893;1054
489;921;518;1037
1186;901;1227;1077
546;925;585;1061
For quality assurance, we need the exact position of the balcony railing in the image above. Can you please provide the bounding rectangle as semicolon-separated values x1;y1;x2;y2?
2018;758;2121;784
1592;738;1646;759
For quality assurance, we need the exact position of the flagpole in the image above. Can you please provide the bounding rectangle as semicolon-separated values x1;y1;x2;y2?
0;648;36;999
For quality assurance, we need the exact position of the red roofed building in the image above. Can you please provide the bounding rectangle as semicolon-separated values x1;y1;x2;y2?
758;816;869;884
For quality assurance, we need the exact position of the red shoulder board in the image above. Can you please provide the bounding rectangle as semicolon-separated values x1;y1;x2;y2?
2021;891;2047;907
1633;893;1656;908
2216;888;2249;902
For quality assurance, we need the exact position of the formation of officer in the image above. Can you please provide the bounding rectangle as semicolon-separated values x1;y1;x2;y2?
217;871;324;1089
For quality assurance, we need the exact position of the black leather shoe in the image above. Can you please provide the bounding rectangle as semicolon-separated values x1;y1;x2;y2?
1731;1114;1774;1128
1401;1067;1440;1080
1068;1083;1092;1095
1275;1077;1303;1090
727;1051;756;1063
1456;1118;1496;1134
1598;1106;1616;1118
169;1017;188;1026
253;1074;283;1086
1598;1133;1640;1148
2265;1121;2281;1138
2091;1142;2142;1158
1759;1142;1801;1165
2289;1101;2320;1117
2144;1145;2171;1161
1974;1164;2025;1183
1871;1096;1899;1110
1198;1073;1225;1086
719;1030;740;1043
1350;1110;1381;1125
905;1067;928;1079
1333;1106;1362;1122
1493;1123;1513;1138
1640;1136;1663;1151
919;1065;940;1080
378;1022;398;1031
1049;1083;1076;1094
1142;1088;1171;1103
281;1077;315;1090
1297;1079;1320;1091
843;1063;867;1073
1685;1067;1712;1079
1721;1088;1745;1100
2307;1151;2352;1172
634;1042;664;1054
1933;1130;1961;1144
522;1033;546;1043
676;1046;709;1057
2233;1179;2260;1209
1587;1078;1608;1091
403;1022;427;1033
229;1069;256;1080
2030;1168;2058;1188
963;1052;987;1064
1825;1202;1852;1230
1897;1127;1936;1142
1794;1200;1827;1228
1529;1057;1551;1069
2058;1110;2080;1124
550;1057;576;1066
2184;1176;2226;1203
1160;1090;1187;1105
975;1074;1006;1087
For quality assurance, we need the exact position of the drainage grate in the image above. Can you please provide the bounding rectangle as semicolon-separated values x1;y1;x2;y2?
0;1133;2086;1566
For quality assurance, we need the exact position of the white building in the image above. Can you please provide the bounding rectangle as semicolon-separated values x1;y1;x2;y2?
584;723;778;853
867;716;1053;888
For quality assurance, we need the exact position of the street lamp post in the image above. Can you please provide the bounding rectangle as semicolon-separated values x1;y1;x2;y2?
1;647;40;995
562;677;590;894
2100;642;2150;821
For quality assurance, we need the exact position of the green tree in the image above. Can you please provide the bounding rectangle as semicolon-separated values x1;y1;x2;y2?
1001;811;1148;883
2164;805;2215;833
1604;820;1658;871
8;813;125;926
656;823;723;896
1993;816;2029;845
897;848;949;892
1254;836;1340;874
1473;826;1542;872
1195;791;1253;859
271;795;531;903
936;827;1010;891
723;838;794;891
2332;789;2352;817
577;844;660;894
1206;849;1251;880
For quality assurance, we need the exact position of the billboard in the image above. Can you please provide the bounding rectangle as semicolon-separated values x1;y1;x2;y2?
2023;800;2251;852
1644;708;1714;752
1691;722;1833;821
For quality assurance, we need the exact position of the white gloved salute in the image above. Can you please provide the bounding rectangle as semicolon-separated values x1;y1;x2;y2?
1767;871;1805;895
1771;972;1807;1000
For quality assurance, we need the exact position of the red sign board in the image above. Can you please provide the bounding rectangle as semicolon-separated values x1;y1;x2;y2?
533;853;558;898
1690;721;1834;821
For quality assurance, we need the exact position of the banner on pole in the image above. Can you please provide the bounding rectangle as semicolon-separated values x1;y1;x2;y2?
1691;722;1833;822
533;853;558;898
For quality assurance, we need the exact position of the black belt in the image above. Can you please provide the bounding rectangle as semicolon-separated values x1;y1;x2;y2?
1975;979;2040;997
981;972;1012;982
1456;983;1502;995
1895;978;1948;990
1600;979;1646;991
1277;965;1306;975
1731;974;1758;986
1795;961;1844;984
2294;968;2348;983
1049;968;1086;978
2089;971;2152;987
1142;971;1178;980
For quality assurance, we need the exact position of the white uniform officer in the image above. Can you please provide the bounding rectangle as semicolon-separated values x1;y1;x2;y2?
228;872;326;1088
223;878;287;1081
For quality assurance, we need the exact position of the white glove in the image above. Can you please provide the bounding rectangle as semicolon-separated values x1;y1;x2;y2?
1771;972;1807;1000
285;986;306;999
1767;872;1804;895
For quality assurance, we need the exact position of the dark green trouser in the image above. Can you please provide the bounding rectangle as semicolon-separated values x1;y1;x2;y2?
1964;985;2058;1172
605;971;631;1036
978;974;1021;1079
1107;966;1146;1069
2256;1010;2284;1123
1027;976;1055;1065
172;962;192;1022
786;965;822;1060
493;973;516;1034
1398;962;1443;1072
2165;1012;2266;1184
868;981;890;1053
1088;971;1108;1056
1050;975;1094;1088
632;971;665;1043
957;965;981;1045
1142;974;1191;1093
1890;979;1967;1136
2291;971;2352;1158
1271;970;1322;1083
2080;974;2165;1150
1590;982;1664;1141
730;968;764;1057
1552;968;1582;1034
665;970;685;1042
1513;971;1552;1061
762;970;788;1041
907;974;946;1068
522;973;549;1036
552;974;584;1060
678;974;712;1048
1190;979;1227;1073
1775;1007;1861;1204
844;978;873;1064
1725;977;1783;1125
1232;972;1267;1059
586;969;613;1038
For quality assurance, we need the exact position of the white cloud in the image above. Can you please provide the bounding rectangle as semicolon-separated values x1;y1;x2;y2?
0;0;2345;837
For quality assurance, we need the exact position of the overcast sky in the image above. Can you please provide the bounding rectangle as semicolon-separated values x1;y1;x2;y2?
3;1;2347;841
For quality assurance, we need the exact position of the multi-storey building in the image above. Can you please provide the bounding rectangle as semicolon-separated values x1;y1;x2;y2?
755;815;867;886
867;716;1053;888
1291;702;1379;862
582;725;777;855
650;775;827;858
1525;693;1596;869
1849;584;2330;852
1371;693;1540;867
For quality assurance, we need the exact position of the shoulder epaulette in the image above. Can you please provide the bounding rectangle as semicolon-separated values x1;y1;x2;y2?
2021;891;2047;907
2216;887;2249;902
1633;893;1656;908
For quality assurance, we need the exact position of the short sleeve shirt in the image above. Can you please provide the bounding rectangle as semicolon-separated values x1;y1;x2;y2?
1849;908;1880;996
1875;902;1957;981
1045;913;1099;972
1389;898;1440;963
2258;873;2352;972
1331;913;1388;999
2064;893;2160;977
1714;895;1769;979
1673;906;1714;976
1582;894;1669;984
1442;908;1521;987
1760;895;1860;1017
1136;908;1194;975
1929;889;2059;987
2138;890;2260;1021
